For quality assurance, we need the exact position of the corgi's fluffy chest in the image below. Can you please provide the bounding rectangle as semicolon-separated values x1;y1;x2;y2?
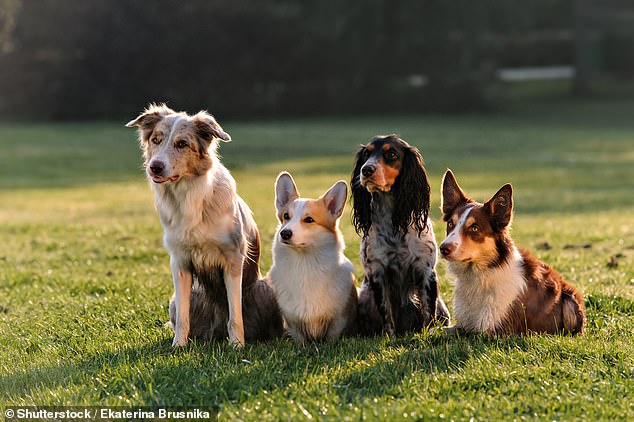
269;173;357;342
448;247;526;333
270;225;354;335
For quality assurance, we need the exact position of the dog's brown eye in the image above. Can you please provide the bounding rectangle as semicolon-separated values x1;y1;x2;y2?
447;221;454;229
469;224;480;233
175;140;188;149
304;216;314;223
151;137;161;145
384;151;398;161
283;213;290;220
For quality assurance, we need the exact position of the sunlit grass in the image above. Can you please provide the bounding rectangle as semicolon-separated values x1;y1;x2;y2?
0;97;633;419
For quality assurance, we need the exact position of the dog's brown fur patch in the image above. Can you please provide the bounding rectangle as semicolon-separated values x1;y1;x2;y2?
440;169;585;335
303;200;338;234
501;249;586;335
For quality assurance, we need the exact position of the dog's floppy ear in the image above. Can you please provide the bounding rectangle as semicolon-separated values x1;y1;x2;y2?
392;143;430;236
485;183;513;231
125;103;174;129
441;169;469;219
321;181;347;219
275;172;299;212
192;111;231;143
351;145;372;236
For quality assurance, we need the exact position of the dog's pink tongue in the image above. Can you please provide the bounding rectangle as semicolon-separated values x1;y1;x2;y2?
153;175;180;183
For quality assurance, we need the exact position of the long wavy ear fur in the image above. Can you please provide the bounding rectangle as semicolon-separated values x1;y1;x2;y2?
350;145;372;237
392;145;430;236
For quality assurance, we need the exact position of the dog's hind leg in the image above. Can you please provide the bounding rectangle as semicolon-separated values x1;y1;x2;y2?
243;279;284;342
171;257;193;347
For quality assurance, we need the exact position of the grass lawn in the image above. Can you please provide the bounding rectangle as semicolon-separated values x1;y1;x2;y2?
0;97;633;420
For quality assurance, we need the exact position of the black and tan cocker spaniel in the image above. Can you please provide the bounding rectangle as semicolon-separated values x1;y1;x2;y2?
351;134;450;336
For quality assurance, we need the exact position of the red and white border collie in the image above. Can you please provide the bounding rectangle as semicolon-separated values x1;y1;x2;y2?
439;170;585;335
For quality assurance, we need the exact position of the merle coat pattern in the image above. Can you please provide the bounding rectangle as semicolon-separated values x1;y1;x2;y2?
127;104;283;346
351;135;450;336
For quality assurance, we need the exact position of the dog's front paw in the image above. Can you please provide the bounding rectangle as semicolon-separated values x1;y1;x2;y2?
229;336;244;349
172;335;188;348
228;321;245;348
442;325;462;336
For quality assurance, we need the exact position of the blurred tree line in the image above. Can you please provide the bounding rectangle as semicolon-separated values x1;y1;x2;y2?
0;0;631;120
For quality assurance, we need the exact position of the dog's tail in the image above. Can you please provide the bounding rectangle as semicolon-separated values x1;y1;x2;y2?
561;290;585;335
242;278;285;341
238;199;262;287
241;231;261;287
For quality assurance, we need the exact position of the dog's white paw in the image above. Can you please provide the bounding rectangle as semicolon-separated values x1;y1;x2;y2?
227;321;245;348
172;336;188;348
229;336;245;348
443;325;460;335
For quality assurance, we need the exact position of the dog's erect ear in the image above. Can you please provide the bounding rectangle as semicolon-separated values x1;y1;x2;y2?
441;169;469;219
275;172;299;211
321;181;348;219
192;111;231;143
125;104;174;129
485;184;513;231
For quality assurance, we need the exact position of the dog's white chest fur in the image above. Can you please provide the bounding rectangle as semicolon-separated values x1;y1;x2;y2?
269;242;353;329
153;169;239;267
449;248;525;333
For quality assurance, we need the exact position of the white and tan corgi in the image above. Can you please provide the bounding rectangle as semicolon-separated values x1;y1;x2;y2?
439;169;585;336
269;172;358;343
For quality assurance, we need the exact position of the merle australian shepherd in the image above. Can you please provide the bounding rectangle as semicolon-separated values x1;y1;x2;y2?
439;169;585;335
126;104;283;346
351;134;450;336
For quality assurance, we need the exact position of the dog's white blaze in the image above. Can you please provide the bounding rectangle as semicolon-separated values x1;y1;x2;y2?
449;247;526;333
155;116;187;173
444;204;475;251
281;200;308;245
166;115;183;142
363;154;379;168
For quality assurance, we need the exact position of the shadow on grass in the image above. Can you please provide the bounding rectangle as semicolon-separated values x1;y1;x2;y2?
2;332;538;408
327;334;540;404
2;295;629;406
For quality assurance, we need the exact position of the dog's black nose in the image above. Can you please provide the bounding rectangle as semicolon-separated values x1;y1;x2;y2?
150;161;165;175
439;243;455;257
280;229;292;241
361;165;375;177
